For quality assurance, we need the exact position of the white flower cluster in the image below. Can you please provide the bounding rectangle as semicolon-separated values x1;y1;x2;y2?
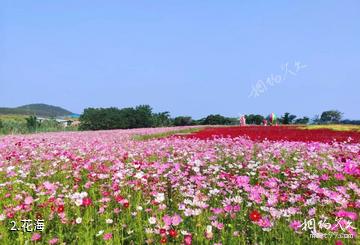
154;193;165;203
69;192;88;206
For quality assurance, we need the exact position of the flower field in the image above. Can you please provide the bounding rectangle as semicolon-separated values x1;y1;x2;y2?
0;126;359;244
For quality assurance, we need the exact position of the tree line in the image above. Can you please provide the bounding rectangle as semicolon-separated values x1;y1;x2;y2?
77;106;359;131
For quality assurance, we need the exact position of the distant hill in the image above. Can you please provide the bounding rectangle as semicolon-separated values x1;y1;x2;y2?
0;104;73;118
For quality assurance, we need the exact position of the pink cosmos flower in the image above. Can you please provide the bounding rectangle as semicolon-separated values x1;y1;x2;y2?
43;181;57;192
233;205;240;212
163;215;172;226
344;160;359;175
184;234;192;245
211;220;224;230
258;217;272;228
334;173;345;180
31;233;41;241
24;196;33;205
172;214;182;226
162;214;182;226
224;204;233;213
289;220;302;231
236;175;250;187
48;238;59;244
103;233;112;240
211;208;223;215
334;210;358;221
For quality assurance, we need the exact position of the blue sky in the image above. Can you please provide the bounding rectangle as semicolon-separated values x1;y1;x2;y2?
1;1;359;119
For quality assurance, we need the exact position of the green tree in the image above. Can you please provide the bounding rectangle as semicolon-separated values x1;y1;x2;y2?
0;119;3;129
312;114;320;124
79;105;170;130
173;116;193;126
294;117;309;124
203;114;231;125
152;112;172;127
281;112;297;124
134;105;153;128
25;116;39;132
320;110;343;123
245;114;264;125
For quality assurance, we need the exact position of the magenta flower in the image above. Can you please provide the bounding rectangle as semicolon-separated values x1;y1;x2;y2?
82;197;92;207
172;214;182;226
103;233;112;241
31;233;41;241
289;220;302;231
163;215;172;226
163;214;182;226
184;234;192;245
48;238;59;244
24;196;33;205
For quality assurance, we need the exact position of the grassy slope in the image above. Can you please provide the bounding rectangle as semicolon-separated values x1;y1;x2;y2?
298;124;360;132
0;114;27;122
133;127;201;141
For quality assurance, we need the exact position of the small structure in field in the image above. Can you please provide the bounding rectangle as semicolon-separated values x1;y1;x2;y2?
240;115;246;126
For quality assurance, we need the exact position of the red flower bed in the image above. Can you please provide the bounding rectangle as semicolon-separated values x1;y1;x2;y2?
182;126;360;143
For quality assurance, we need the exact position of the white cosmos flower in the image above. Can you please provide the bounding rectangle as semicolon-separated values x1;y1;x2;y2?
145;228;153;234
96;230;104;237
135;172;144;179
76;217;82;224
154;193;165;203
148;217;156;225
184;209;193;216
194;159;202;167
106;219;113;224
80;192;88;198
192;167;200;173
193;209;202;216
75;199;82;206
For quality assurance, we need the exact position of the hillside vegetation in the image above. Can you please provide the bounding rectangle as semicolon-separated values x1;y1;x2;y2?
0;103;72;117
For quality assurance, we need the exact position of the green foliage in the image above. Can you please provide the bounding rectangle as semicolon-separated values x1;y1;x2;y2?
320;110;343;123
245;114;264;125
341;119;360;125
0;119;3;129
203;114;231;125
25;116;39;132
294;117;310;124
173;116;193;126
134;105;153;128
133;127;200;141
152;111;172;127
79;105;172;130
281;112;297;124
0;120;29;135
0;116;78;135
312;114;320;124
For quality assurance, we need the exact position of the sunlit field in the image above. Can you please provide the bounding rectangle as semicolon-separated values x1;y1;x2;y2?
299;124;360;132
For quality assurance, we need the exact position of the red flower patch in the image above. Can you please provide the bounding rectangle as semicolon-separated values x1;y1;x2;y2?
181;126;360;143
